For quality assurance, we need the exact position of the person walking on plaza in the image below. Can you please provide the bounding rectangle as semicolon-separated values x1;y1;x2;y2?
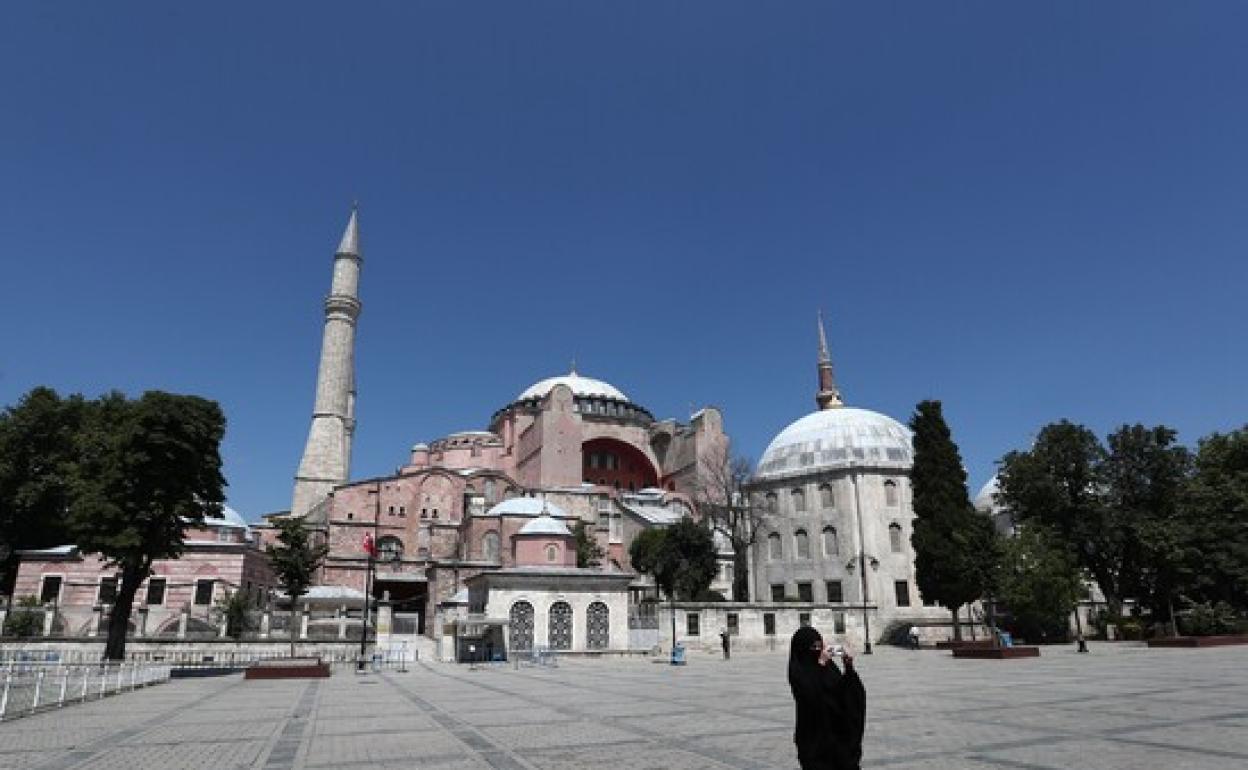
720;628;731;660
788;626;866;770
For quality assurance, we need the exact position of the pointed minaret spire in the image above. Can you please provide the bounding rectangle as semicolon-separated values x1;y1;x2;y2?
292;204;365;519
815;311;844;410
337;202;361;256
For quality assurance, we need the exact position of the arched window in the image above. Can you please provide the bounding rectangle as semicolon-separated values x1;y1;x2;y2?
819;484;834;509
794;529;810;559
586;602;609;650
765;493;778;514
545;544;559;563
822;526;839;556
549;601;573;650
791;488;806;512
509;601;534;651
889;523;903;553
377;536;404;562
884;479;899;507
481;531;500;562
768;532;783;560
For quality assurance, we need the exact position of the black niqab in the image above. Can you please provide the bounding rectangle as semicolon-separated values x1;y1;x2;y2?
788;627;866;770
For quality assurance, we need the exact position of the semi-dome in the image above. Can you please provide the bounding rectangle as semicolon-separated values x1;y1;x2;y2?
516;372;629;403
484;497;569;518
754;407;913;481
517;514;573;537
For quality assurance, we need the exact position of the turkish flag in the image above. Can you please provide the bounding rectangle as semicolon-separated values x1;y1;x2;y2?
363;533;378;557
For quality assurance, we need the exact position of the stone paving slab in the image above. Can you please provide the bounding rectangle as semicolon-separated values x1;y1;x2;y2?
2;643;1248;768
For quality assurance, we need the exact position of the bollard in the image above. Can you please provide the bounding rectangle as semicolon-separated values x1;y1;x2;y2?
0;671;11;721
99;666;107;698
59;668;69;707
81;668;89;702
31;670;45;714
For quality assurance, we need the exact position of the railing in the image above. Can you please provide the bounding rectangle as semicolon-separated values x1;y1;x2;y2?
0;662;171;722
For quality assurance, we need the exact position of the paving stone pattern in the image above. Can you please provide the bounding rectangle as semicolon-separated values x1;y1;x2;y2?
1;643;1247;768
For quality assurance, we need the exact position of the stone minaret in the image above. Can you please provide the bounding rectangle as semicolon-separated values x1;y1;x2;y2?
291;206;362;518
815;311;844;410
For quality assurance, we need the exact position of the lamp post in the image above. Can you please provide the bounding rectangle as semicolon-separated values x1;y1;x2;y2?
358;484;381;671
850;469;873;654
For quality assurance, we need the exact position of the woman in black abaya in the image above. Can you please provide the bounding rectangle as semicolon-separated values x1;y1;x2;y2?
788;626;866;770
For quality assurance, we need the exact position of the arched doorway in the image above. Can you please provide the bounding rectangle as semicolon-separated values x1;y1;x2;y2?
509;601;534;652
586;601;609;650
548;601;573;650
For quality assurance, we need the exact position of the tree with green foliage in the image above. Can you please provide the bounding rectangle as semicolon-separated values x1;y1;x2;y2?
1179;428;1248;610
995;525;1085;642
997;421;1123;614
0;388;86;594
999;421;1196;621
627;518;718;651
908;400;999;640
1102;425;1192;627
213;588;254;639
266;516;329;656
69;391;227;660
572;520;605;568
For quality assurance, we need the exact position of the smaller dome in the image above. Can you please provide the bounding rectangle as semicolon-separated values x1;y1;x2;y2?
755;407;913;480
411;442;429;451
485;497;568;518
206;505;248;530
973;476;1000;513
517;515;572;537
517;372;629;402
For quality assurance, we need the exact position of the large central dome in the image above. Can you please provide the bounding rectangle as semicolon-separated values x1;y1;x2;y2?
516;372;629;402
754;407;913;481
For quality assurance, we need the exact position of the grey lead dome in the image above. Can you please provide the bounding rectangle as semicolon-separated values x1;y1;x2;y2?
754;407;913;481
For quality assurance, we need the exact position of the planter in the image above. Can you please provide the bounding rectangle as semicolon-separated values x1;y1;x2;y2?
244;657;331;679
952;646;1040;659
1146;635;1248;649
935;639;996;650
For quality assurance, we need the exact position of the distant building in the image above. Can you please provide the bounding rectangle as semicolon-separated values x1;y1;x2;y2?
11;506;274;638
742;315;948;642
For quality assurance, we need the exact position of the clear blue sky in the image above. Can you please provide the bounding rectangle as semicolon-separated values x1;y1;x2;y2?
3;2;1245;520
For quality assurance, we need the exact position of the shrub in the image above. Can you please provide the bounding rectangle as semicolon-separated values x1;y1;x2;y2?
1177;601;1246;636
3;595;43;638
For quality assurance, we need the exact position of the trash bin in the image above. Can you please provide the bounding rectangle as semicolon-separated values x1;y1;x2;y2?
671;643;687;666
999;632;1013;648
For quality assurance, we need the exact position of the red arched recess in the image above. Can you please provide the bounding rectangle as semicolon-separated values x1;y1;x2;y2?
582;438;659;491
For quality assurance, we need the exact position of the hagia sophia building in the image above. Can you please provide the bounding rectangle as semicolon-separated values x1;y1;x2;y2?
12;206;955;658
261;205;950;657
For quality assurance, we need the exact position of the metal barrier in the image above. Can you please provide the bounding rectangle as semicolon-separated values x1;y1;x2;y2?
0;662;171;722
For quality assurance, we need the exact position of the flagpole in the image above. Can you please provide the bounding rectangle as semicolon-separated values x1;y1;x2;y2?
359;483;380;671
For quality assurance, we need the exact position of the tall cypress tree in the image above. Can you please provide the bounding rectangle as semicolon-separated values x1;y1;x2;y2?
909;400;998;640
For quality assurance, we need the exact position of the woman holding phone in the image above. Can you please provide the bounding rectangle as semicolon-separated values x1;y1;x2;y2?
788;626;866;770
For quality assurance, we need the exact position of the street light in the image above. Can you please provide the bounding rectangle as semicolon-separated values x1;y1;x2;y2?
358;484;381;671
849;469;873;655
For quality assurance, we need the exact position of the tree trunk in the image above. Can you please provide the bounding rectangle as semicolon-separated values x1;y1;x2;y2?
103;566;144;660
289;596;299;659
950;606;963;642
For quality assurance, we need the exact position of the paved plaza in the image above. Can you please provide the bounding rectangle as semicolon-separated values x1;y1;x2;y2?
2;643;1247;769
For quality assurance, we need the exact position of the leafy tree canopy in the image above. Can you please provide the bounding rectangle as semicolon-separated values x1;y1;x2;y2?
1179;427;1248;608
628;519;719;601
572;520;605;568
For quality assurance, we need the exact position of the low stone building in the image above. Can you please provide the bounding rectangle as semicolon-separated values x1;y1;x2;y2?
9;506;275;639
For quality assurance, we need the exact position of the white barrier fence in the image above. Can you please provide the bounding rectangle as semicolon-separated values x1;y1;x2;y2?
0;662;171;722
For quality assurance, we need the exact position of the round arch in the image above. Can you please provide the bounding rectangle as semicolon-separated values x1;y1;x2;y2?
581;438;659;490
